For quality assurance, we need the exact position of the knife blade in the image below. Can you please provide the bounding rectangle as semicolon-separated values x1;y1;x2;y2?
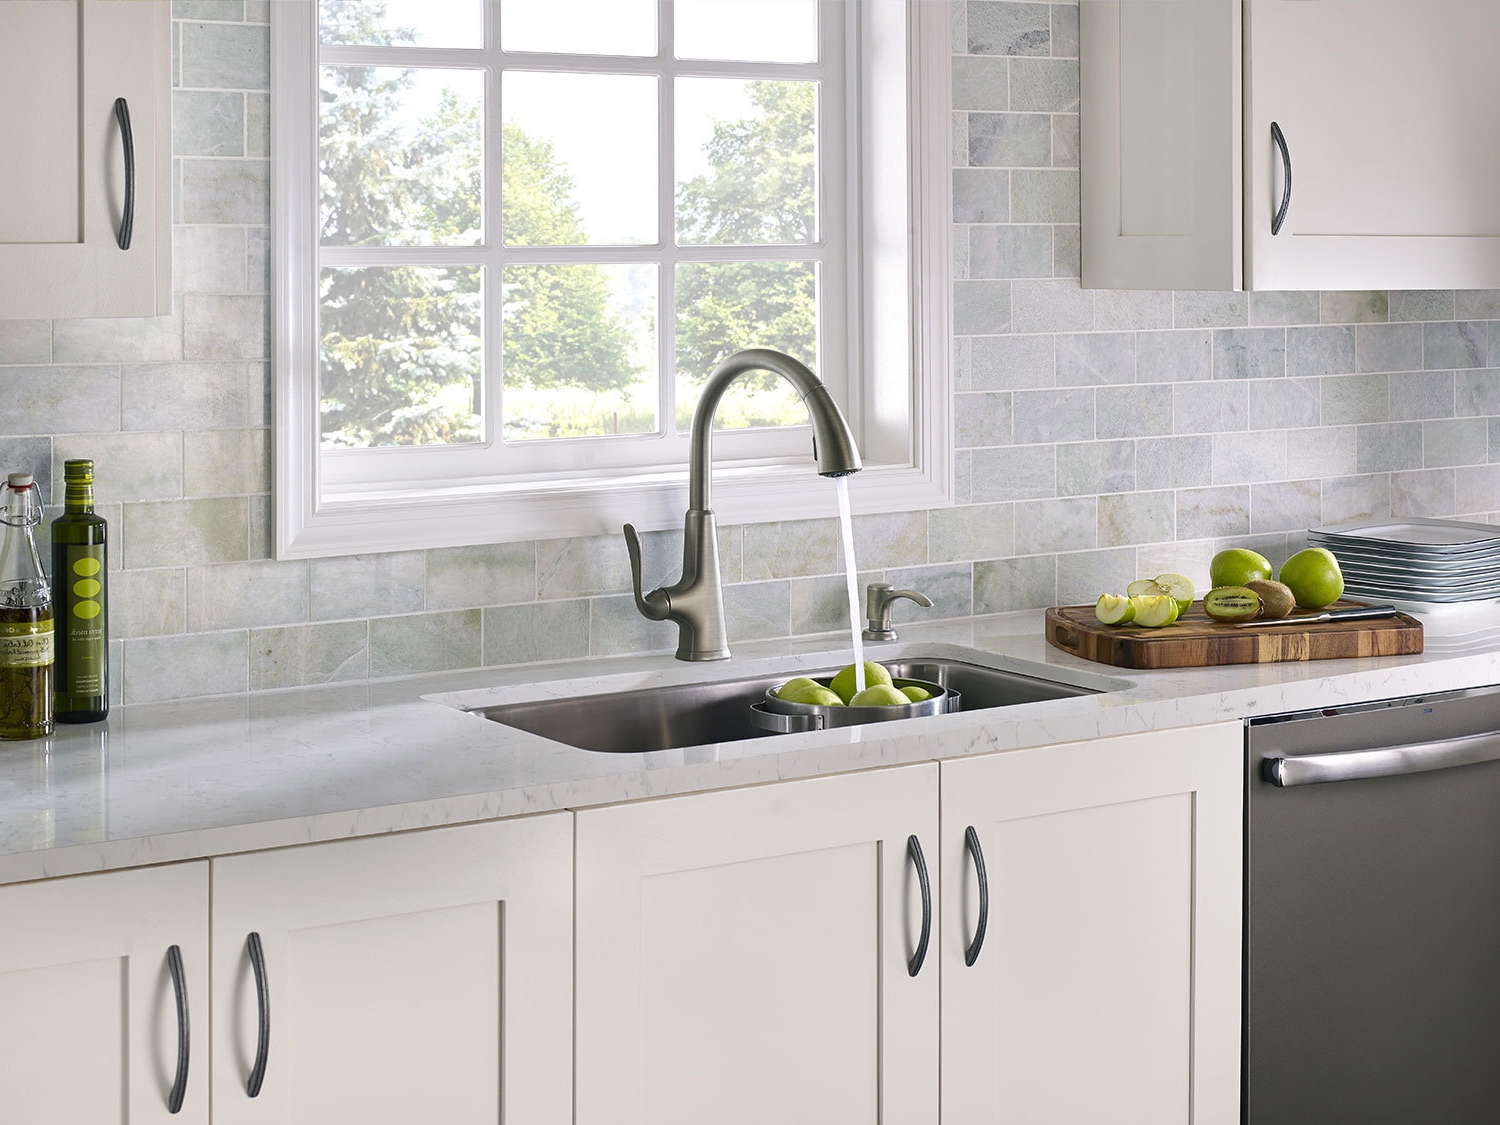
1233;605;1400;627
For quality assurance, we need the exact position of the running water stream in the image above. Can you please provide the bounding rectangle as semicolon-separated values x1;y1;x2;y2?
834;476;866;696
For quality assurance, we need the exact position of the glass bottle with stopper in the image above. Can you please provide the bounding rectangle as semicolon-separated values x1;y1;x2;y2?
0;473;54;740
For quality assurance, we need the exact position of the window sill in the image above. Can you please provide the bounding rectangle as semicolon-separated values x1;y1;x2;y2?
276;454;951;558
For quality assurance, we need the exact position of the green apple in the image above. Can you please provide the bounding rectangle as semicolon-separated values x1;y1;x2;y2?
1209;548;1273;589
1095;593;1137;625
899;685;932;702
829;661;893;704
849;684;910;707
1129;594;1179;628
1152;572;1195;614
775;676;822;701
783;684;843;707
1279;547;1344;609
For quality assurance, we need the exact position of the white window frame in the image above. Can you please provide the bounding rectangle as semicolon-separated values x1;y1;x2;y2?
273;0;951;559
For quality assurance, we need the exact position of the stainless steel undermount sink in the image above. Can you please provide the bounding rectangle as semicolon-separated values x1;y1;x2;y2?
466;658;1100;754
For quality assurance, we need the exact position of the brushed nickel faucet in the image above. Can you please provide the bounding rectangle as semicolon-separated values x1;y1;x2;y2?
623;348;862;661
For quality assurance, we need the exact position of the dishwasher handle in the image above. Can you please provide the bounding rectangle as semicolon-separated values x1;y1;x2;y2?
1266;729;1500;787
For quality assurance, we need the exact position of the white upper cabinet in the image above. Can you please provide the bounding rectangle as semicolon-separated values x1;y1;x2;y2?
1082;0;1500;291
1244;0;1500;290
0;0;171;318
1080;1;1243;291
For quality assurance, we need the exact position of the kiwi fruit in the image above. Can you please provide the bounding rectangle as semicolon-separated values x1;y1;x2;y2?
1245;579;1296;619
1203;586;1262;622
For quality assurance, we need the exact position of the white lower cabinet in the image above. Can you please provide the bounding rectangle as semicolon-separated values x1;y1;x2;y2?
574;725;1242;1125
209;814;574;1125
0;726;1244;1124
940;723;1243;1124
0;861;210;1123
574;764;942;1125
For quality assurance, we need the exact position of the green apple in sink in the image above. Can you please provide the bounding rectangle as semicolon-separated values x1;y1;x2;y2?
782;684;844;707
829;661;892;704
849;684;911;707
775;676;822;701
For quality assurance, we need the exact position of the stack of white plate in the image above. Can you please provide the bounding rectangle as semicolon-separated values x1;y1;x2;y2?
1307;518;1500;605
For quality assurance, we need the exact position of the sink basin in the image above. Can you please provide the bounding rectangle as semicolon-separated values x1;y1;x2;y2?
468;658;1099;754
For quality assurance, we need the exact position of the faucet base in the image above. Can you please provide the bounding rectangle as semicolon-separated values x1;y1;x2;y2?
675;645;732;662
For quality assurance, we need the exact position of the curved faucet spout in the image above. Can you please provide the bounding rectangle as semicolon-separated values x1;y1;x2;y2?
625;348;862;661
688;348;862;511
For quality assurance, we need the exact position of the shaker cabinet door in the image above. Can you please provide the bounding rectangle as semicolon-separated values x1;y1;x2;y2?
1245;0;1500;290
575;763;940;1125
0;861;210;1124
1084;0;1500;290
1079;0;1243;290
209;814;573;1125
939;724;1243;1125
0;0;171;318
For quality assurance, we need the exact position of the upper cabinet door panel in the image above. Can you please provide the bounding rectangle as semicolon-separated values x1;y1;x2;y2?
0;2;82;245
1085;0;1500;290
0;0;171;318
1246;0;1500;290
1080;0;1243;290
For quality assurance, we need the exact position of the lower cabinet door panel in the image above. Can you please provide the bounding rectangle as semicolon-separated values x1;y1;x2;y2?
940;724;1243;1125
575;763;940;1125
0;861;209;1124
209;814;572;1125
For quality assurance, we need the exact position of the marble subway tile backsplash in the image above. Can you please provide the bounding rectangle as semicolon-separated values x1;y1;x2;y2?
6;0;1500;705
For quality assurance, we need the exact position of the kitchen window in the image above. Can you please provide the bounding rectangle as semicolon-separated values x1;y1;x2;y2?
273;0;950;558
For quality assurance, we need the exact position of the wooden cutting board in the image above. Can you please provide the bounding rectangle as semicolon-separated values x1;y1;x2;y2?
1044;599;1424;669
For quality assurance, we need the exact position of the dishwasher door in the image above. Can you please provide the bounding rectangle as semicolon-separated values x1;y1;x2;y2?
1246;686;1500;1125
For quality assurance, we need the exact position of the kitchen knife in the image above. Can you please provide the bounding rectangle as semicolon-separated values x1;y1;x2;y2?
1234;604;1400;627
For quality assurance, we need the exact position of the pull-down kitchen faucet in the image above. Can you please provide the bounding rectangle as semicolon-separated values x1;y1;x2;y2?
623;348;862;661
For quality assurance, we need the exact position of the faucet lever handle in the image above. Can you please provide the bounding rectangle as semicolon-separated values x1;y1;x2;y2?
623;523;671;621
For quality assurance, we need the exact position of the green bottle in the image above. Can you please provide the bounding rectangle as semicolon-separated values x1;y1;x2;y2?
51;459;108;723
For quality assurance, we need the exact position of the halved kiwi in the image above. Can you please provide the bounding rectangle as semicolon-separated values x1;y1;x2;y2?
1203;586;1262;622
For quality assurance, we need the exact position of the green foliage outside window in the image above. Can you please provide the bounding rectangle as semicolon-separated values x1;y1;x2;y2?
317;2;819;447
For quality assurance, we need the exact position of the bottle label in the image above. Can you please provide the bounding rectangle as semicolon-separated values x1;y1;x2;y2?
60;546;106;695
0;621;54;668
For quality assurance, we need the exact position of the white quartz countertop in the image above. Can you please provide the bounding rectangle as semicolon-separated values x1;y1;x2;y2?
4;609;1499;886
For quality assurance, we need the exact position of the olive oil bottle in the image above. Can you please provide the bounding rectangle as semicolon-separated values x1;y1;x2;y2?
51;460;108;723
0;473;54;740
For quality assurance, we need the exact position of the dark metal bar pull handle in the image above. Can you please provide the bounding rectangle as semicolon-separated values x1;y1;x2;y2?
246;932;270;1098
166;945;189;1114
1267;730;1500;787
906;834;932;977
1270;120;1291;235
113;97;135;250
962;825;989;967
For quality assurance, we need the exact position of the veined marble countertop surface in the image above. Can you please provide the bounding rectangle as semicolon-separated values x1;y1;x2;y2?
3;609;1499;886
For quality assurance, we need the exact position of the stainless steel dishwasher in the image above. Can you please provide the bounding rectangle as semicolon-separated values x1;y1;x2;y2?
1245;685;1500;1125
